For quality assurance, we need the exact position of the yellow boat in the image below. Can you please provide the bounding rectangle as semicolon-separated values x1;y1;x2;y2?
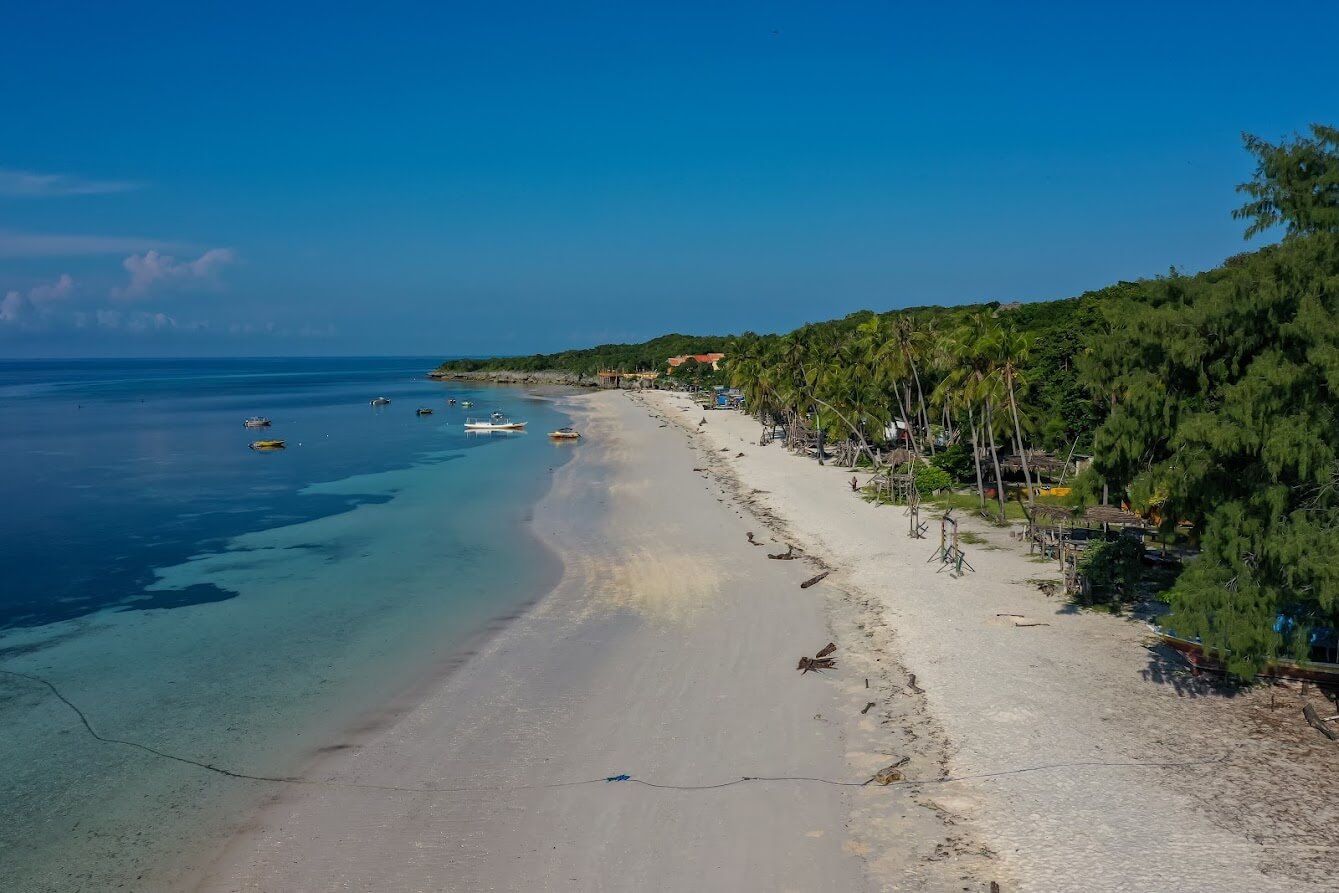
250;439;286;450
548;427;581;440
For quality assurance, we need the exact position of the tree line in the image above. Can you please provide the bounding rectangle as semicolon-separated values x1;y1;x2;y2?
725;125;1339;677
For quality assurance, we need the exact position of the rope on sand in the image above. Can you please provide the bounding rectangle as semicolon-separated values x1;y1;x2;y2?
2;667;1228;795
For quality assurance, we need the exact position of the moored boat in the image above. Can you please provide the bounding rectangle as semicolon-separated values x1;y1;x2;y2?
464;416;527;431
447;398;457;405
249;439;286;450
243;417;272;428
416;407;433;415
371;397;391;405
461;400;474;408
548;427;581;440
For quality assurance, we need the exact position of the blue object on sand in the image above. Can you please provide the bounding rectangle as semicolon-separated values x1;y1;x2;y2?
605;774;631;782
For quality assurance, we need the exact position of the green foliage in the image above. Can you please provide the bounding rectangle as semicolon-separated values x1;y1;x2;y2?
1076;535;1146;604
436;333;730;377
899;462;953;496
1233;124;1339;239
931;443;976;485
1084;126;1339;677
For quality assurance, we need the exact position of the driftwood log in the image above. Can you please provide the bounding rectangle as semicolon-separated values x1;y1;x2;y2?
1304;703;1338;740
860;701;876;715
796;656;837;674
797;642;838;674
768;545;797;560
800;571;829;589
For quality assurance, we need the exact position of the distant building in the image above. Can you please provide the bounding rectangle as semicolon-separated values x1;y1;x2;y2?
666;352;725;372
596;370;660;389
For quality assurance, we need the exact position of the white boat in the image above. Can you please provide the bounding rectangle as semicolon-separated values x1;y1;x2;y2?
371;397;391;405
464;416;527;431
243;417;271;428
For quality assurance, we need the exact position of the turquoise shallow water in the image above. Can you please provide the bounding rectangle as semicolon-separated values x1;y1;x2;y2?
0;358;575;891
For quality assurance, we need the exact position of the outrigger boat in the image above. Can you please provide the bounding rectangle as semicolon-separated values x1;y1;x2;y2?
370;397;391;405
464;416;527;431
416;407;434;415
548;427;581;440
243;417;272;428
250;439;286;450
1156;626;1339;684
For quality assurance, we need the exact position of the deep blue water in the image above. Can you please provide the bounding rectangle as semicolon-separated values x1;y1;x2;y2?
0;357;577;891
0;357;525;628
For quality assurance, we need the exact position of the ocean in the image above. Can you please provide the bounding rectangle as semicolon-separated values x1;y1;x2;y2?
0;357;574;891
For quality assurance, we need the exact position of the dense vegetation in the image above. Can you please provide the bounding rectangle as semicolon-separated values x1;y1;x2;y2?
1083;125;1339;677
438;125;1339;678
724;125;1339;677
436;333;730;378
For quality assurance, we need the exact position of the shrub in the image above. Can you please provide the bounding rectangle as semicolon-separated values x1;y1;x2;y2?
930;443;975;485
1076;535;1145;604
899;462;953;496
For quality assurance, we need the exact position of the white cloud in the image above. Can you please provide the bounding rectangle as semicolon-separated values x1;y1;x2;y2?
112;248;236;299
0;291;24;323
27;273;73;304
0;168;141;197
0;274;75;324
0;230;191;258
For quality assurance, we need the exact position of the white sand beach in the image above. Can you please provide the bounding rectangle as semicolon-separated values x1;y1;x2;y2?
195;388;1339;892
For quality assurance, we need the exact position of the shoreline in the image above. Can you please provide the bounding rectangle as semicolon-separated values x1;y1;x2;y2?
195;388;911;891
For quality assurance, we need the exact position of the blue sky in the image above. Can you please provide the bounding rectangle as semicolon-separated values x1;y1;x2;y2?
2;1;1336;358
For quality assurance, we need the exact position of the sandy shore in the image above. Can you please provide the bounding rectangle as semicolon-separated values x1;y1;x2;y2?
197;388;1339;892
638;390;1339;892
197;389;932;891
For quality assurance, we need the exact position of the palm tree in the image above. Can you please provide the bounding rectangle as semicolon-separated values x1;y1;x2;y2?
986;325;1037;508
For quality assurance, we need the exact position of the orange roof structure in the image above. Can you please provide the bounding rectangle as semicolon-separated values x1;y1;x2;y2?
667;352;725;371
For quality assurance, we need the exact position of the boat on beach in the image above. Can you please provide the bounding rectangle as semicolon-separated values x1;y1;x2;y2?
548;427;581;440
1157;628;1339;684
464;416;527;431
371;397;391;405
249;439;286;450
243;417;272;428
